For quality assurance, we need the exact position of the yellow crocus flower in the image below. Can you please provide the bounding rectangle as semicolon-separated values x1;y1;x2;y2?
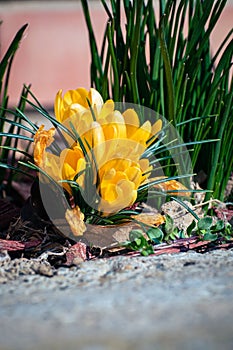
34;87;166;221
54;87;103;124
60;146;86;187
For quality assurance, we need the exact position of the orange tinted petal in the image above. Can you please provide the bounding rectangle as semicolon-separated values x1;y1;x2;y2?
65;205;86;236
151;176;190;196
33;125;55;167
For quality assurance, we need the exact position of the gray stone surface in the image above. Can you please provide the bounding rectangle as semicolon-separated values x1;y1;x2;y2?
0;250;233;350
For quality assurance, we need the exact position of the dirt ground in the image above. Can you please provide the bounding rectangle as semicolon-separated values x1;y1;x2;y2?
0;249;233;350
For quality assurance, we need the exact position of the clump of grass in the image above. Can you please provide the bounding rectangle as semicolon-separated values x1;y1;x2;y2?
81;0;233;201
0;23;33;198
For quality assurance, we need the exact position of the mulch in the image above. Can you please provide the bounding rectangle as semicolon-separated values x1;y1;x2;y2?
0;188;233;268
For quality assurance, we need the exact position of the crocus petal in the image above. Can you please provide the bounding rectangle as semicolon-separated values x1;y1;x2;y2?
60;147;83;171
89;88;104;115
54;90;63;123
65;205;86;236
69;103;88;116
33;125;55;167
125;166;142;188
100;183;117;202
130;120;152;145
111;140;146;161
75;88;89;106
43;152;61;181
123;108;140;138
139;159;152;182
132;213;165;227
63;88;89;109
84;121;106;164
150;176;190;196
152;119;162;136
60;147;86;187
147;119;163;146
105;111;127;139
99;99;115;120
99;179;137;214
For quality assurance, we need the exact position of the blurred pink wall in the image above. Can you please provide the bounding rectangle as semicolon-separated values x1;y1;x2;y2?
1;1;232;108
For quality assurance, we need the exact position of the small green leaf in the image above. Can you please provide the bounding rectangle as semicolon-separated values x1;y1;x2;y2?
141;245;154;256
187;220;196;236
129;229;144;242
164;214;174;234
141;250;150;257
203;232;218;241
211;220;225;232
170;227;179;240
197;217;213;231
135;238;142;246
126;229;155;256
178;230;186;239
147;227;164;243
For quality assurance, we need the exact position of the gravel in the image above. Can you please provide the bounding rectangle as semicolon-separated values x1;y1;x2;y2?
0;249;233;350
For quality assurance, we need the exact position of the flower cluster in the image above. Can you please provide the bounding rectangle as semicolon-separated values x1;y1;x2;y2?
33;87;191;237
34;88;162;218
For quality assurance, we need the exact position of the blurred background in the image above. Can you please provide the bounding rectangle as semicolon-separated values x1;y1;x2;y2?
1;0;233;109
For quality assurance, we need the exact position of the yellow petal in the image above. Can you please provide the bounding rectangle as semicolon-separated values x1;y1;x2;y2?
130;120;152;145
99;99;115;120
123;108;140;138
100;183;117;202
89;88;104;115
60;147;83;171
81;121;106;166
101;124;119;142
85;121;105;146
54;90;63;123
139;159;152;182
108;171;128;184
99;179;137;214
139;158;150;173
33;125;55;167
62;162;76;180
105;111;127;139
54;88;93;124
75;88;89;105
65;206;86;236
132;213;165;227
43;152;61;181
152;119;162;136
69;103;88;116
99;159;132;181
60;147;86;185
125;166;142;188
64;88;89;108
151;176;191;196
111;140;146;161
147;119;163;146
